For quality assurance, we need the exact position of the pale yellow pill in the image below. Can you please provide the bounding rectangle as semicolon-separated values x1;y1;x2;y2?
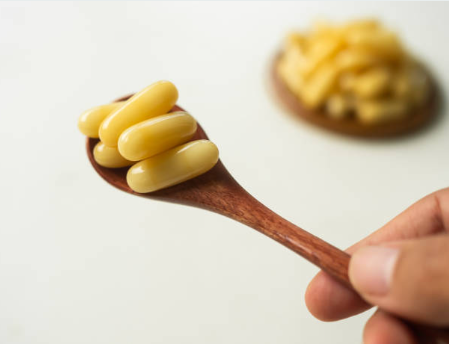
99;81;178;147
78;102;125;138
326;94;351;119
118;111;197;161
127;140;219;193
93;141;134;168
341;19;379;35
356;99;408;124
346;29;403;61
300;62;338;108
277;47;305;95
335;49;379;72
353;67;391;98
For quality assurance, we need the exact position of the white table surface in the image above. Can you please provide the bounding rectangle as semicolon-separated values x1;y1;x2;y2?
1;2;448;343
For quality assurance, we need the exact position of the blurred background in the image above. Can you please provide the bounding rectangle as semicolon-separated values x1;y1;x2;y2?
1;2;448;343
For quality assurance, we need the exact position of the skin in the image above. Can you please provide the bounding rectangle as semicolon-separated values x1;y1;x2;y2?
305;187;449;344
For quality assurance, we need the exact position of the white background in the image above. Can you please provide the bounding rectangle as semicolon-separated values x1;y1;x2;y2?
1;2;448;343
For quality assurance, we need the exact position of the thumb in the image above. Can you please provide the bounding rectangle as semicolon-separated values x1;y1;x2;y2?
349;234;449;326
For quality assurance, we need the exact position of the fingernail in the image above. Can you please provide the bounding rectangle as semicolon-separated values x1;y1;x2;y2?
349;246;399;296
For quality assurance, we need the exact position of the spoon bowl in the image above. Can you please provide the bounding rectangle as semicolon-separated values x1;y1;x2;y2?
87;105;229;205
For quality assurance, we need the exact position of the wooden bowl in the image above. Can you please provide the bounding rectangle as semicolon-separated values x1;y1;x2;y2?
271;53;439;138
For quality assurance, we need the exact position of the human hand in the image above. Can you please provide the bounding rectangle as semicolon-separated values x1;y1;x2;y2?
305;188;449;344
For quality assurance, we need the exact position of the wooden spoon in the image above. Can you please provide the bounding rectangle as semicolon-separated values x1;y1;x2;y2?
86;96;448;343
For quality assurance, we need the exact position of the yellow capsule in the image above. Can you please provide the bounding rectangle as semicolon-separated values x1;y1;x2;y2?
78;102;125;138
277;47;305;96
285;32;307;50
356;99;408;124
93;141;134;168
118;111;197;161
341;19;379;35
346;29;403;61
99;81;178;147
300;62;338;108
353;67;391;99
335;49;379;72
326;94;352;119
127;140;219;193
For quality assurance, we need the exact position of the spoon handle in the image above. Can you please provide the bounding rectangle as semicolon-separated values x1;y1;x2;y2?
183;167;351;286
226;188;449;343
226;186;350;285
184;170;449;343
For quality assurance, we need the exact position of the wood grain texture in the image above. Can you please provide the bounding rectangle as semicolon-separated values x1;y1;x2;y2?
271;53;438;138
85;95;449;343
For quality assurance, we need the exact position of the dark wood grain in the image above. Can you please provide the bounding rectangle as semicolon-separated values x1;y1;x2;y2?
271;53;438;138
85;96;449;343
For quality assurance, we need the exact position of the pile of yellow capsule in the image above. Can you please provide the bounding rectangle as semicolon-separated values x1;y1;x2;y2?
277;19;430;124
78;81;219;193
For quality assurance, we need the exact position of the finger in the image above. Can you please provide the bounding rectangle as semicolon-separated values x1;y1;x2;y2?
350;235;449;325
306;188;449;321
363;309;417;344
305;271;369;321
352;188;449;250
